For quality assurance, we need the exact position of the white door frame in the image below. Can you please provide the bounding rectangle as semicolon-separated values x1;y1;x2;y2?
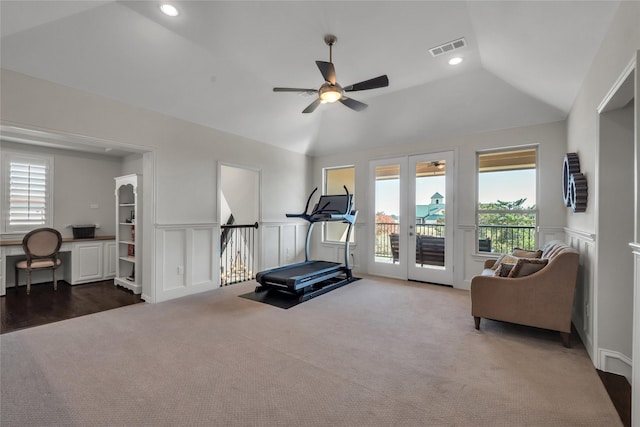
368;151;455;285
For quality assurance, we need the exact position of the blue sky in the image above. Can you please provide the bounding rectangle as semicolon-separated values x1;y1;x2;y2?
376;169;536;217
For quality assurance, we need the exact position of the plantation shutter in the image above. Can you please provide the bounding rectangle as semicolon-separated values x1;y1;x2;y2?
9;158;48;227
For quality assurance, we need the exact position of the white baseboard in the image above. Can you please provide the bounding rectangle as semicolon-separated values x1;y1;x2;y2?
598;348;632;383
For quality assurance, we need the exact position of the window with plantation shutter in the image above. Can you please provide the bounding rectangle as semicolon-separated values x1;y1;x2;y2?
2;152;53;233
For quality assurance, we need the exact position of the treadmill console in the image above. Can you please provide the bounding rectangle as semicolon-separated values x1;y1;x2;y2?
310;194;353;221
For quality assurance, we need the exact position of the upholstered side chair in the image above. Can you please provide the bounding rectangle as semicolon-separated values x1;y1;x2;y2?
15;228;63;295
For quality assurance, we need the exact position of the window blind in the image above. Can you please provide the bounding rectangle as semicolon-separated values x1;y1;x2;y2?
9;159;48;226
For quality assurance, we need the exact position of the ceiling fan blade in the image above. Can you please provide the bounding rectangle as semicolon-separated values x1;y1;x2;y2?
344;75;389;92
339;97;368;112
273;87;318;93
315;61;336;85
302;98;322;114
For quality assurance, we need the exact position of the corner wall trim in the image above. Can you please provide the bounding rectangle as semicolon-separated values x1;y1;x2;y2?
598;348;632;381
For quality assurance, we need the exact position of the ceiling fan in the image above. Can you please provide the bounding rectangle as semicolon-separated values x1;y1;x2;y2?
273;35;389;113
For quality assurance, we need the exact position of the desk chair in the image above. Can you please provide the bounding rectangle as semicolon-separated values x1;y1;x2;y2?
15;228;63;295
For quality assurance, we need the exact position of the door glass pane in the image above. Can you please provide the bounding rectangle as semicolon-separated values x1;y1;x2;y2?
415;160;446;267
374;164;400;264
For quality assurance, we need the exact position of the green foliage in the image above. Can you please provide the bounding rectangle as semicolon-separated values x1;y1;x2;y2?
478;199;536;253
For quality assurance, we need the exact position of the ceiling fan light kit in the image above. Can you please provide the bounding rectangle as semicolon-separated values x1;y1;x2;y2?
273;34;389;113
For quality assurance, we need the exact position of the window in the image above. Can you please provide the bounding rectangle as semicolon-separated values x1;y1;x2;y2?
323;165;355;243
2;151;53;233
477;148;537;253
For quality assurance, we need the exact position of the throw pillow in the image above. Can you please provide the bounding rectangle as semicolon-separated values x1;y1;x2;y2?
512;247;543;258
490;254;520;269
493;262;515;277
508;258;549;278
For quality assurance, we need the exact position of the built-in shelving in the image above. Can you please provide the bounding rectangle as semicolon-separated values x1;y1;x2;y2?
114;174;141;294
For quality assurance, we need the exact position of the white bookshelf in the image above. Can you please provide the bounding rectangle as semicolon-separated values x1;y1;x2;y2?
114;174;141;294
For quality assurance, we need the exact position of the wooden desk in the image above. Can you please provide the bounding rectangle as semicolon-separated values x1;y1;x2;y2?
0;236;116;296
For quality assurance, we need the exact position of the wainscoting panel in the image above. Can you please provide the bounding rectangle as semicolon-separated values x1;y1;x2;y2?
155;224;219;303
191;227;215;287
161;228;186;291
459;225;477;289
260;222;308;271
280;225;297;266
566;228;596;361
538;227;566;245
261;224;281;271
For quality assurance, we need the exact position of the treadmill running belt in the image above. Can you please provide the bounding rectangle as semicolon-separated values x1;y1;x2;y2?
257;260;343;290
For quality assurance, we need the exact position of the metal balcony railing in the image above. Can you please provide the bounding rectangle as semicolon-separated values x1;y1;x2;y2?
477;224;536;253
220;222;259;286
375;222;535;259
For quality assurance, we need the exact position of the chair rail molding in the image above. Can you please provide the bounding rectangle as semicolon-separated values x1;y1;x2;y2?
564;227;596;243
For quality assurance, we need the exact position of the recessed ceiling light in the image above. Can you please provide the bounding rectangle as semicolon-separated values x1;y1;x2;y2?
448;57;463;66
160;4;179;17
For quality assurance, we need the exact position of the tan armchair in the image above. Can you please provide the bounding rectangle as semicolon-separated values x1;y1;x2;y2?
470;240;579;347
15;228;63;295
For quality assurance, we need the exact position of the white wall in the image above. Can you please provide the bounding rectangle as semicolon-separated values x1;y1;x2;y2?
312;120;568;288
565;1;640;369
220;165;259;224
0;140;122;238
0;69;311;302
121;153;143;176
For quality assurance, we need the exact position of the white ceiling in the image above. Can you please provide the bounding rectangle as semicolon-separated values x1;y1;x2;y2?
0;1;621;157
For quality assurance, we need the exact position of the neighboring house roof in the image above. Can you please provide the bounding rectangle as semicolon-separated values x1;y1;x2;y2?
416;205;445;219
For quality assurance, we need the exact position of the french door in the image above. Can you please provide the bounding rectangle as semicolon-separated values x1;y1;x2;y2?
369;152;454;285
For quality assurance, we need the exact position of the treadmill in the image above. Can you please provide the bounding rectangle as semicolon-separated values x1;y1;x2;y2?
255;187;358;302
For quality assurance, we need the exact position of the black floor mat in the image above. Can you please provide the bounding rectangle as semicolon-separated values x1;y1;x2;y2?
239;289;302;309
239;277;360;309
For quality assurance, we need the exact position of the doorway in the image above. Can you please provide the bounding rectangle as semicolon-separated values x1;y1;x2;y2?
219;164;261;285
369;151;454;285
595;64;635;383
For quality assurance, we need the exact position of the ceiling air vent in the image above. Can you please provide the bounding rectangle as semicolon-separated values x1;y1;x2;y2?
429;38;466;57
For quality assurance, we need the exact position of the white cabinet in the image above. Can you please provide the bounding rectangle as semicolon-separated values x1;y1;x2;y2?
115;174;141;294
71;241;103;283
104;241;117;278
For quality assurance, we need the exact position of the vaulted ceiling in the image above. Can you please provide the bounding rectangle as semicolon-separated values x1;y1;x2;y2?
0;1;621;156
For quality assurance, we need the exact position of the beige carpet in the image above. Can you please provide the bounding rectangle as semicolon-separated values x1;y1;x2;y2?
0;276;621;426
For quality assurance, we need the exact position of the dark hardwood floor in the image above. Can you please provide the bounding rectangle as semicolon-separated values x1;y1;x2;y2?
1;279;142;334
0;281;632;425
598;370;631;427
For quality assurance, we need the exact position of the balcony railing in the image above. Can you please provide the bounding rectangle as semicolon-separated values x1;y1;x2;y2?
477;224;535;253
220;222;259;286
375;222;535;259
